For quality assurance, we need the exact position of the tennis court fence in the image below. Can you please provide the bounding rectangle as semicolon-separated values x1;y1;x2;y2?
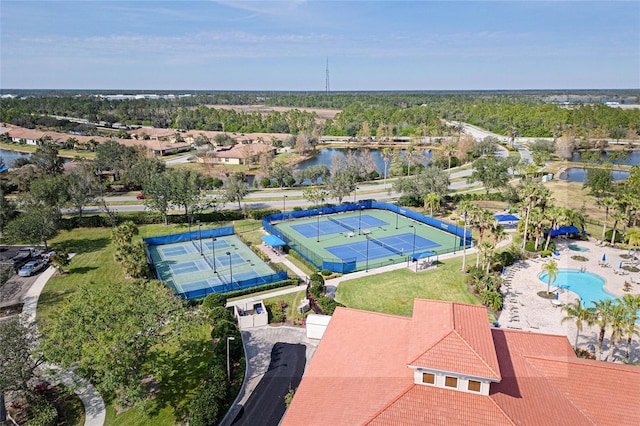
263;201;470;273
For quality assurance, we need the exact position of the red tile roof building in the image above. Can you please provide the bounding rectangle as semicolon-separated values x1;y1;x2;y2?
283;299;640;426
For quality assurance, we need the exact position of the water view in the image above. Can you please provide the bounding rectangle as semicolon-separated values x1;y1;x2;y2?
557;167;630;182
0;148;30;166
571;150;640;166
296;147;432;175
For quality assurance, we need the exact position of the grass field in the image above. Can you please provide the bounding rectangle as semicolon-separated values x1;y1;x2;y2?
335;256;479;317
37;222;257;426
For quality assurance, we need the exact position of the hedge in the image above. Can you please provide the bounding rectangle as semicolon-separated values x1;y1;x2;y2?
60;210;246;229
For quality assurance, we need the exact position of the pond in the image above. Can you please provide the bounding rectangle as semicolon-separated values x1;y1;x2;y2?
571;150;640;166
557;167;630;183
0;148;30;166
296;147;432;175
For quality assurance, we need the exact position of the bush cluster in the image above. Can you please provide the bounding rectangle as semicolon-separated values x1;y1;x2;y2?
60;210;246;229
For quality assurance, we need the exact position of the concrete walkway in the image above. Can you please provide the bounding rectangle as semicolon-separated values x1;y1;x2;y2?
21;265;106;426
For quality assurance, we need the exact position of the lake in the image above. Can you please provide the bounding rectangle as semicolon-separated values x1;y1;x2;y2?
295;147;432;175
571;150;640;166
557;167;630;182
0;148;30;166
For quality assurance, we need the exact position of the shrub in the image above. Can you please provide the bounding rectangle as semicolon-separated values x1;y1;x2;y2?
249;209;281;220
309;282;324;299
26;396;58;426
540;250;552;258
264;301;285;323
188;383;226;426
604;229;624;244
209;306;234;323
316;296;344;315
320;269;332;276
309;273;324;285
202;293;227;309
494;251;515;268
260;177;272;188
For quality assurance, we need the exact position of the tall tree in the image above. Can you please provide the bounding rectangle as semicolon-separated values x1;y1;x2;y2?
31;144;64;176
169;169;205;227
541;259;559;295
143;172;173;225
381;147;392;190
562;299;594;351
598;197;618;243
591;299;614;360
3;201;59;249
66;161;100;218
458;200;476;272
224;173;249;210
40;280;188;407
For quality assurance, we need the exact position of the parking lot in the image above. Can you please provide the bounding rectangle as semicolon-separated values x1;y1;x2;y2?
0;245;47;308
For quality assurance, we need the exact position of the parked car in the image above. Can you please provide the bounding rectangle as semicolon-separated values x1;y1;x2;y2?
10;247;41;270
18;260;46;277
136;193;146;199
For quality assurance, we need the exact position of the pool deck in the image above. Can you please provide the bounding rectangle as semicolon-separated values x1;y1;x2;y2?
500;237;640;361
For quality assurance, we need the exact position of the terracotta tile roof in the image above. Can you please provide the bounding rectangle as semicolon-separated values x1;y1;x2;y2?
408;300;501;380
281;307;414;426
210;143;275;159
366;385;515;425
525;356;640;426
283;300;640;426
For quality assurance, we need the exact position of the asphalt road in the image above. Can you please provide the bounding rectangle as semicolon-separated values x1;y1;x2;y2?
230;342;306;426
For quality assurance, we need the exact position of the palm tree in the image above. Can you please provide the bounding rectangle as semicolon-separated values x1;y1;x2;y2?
474;209;495;268
486;224;506;273
528;207;548;252
445;142;457;170
591;299;614;360
541;259;559;295
620;294;640;362
598;197;617;243
423;192;441;217
609;210;625;246
405;145;416;177
561;299;594;351
607;302;632;361
458;200;475;272
519;184;550;254
543;207;566;252
625;227;640;265
382;147;392;191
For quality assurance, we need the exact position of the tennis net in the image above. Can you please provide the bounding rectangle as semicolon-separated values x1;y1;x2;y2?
369;236;404;256
328;216;356;232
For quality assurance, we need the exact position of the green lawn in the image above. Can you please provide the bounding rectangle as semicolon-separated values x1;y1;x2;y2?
263;290;308;325
335;256;479;316
38;224;222;426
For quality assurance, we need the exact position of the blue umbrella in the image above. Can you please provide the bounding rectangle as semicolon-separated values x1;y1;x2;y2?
602;253;606;261
619;261;623;269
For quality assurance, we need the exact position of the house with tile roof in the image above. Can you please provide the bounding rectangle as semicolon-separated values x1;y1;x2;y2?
204;143;276;165
283;299;640;426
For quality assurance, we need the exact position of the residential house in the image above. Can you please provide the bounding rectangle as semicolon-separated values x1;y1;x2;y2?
205;143;276;165
283;299;640;426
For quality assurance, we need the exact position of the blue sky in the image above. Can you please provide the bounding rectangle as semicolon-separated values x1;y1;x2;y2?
1;1;638;90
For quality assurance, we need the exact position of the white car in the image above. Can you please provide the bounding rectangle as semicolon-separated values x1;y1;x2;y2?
18;260;46;277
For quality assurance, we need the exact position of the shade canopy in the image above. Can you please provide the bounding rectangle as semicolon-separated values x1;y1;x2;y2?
494;214;520;223
261;235;286;247
411;251;436;262
545;225;581;237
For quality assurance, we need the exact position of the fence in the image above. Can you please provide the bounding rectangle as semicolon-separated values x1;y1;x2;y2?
263;202;471;273
178;271;288;300
143;226;235;246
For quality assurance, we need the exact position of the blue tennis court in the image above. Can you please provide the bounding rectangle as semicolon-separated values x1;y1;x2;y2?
326;233;440;263
291;214;389;238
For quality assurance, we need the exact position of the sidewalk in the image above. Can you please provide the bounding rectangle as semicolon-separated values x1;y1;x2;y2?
21;263;106;426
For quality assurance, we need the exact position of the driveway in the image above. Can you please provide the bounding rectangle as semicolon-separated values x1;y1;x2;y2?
221;325;319;426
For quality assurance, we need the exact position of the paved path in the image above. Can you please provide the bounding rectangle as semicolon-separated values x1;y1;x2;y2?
21;265;106;426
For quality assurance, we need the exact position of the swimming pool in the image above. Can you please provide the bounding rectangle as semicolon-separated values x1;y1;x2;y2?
568;244;589;252
538;269;613;307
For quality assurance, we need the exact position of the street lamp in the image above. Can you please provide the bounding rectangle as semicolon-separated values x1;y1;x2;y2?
355;186;359;203
317;211;323;243
226;336;236;382
226;251;233;289
212;237;217;273
365;235;370;272
409;225;417;259
283;195;288;220
358;206;364;235
196;220;202;255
